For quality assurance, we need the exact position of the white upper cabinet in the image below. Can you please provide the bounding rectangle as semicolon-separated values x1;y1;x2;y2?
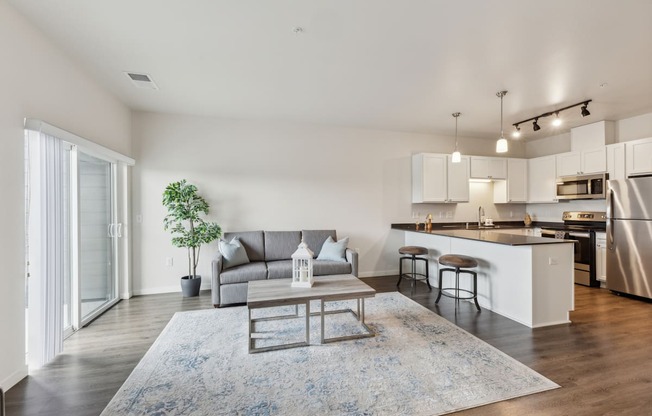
582;148;607;174
447;155;470;202
494;158;528;203
412;153;469;203
606;143;626;181
625;137;652;177
556;148;606;177
556;152;582;176
470;156;507;179
528;155;558;203
570;121;614;151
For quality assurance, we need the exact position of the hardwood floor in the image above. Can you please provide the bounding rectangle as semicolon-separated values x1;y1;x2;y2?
6;277;652;415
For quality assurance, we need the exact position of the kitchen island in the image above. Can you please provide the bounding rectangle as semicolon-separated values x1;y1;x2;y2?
392;224;575;328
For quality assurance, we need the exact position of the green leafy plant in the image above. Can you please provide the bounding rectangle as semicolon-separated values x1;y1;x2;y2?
163;180;222;279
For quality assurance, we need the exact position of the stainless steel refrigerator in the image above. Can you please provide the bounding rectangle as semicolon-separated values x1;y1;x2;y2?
606;177;652;299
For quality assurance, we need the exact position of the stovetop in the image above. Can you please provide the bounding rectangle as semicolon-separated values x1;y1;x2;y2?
540;211;607;232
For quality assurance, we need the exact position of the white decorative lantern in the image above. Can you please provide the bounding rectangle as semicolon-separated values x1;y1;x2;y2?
291;240;314;288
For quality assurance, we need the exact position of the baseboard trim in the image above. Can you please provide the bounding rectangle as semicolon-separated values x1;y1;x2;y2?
120;291;133;300
133;283;211;296
1;365;28;390
358;270;398;278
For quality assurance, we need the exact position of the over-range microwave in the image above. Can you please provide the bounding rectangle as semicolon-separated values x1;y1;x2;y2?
556;173;608;200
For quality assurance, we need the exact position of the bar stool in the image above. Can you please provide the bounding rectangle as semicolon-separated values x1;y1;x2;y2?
436;254;481;311
397;246;431;296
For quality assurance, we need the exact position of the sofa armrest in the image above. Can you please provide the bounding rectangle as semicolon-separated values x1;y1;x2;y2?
345;248;358;277
211;253;224;307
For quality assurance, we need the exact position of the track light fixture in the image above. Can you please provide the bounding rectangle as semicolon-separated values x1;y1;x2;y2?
512;99;592;136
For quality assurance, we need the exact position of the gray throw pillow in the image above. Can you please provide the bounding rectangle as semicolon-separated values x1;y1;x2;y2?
316;236;349;262
219;237;250;269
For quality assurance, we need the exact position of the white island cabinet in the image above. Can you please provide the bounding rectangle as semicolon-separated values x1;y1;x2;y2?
395;228;574;328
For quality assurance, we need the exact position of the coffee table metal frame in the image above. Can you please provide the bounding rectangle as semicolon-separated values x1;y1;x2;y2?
247;275;375;353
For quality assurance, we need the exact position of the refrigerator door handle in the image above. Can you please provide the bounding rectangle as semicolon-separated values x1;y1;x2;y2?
607;189;615;249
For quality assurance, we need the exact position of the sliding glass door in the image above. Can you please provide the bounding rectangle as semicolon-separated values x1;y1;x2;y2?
25;121;132;369
78;152;117;324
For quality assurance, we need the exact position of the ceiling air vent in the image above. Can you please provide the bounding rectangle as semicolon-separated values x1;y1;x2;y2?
124;72;159;90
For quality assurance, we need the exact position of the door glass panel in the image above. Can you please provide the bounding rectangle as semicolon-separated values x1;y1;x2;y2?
63;146;72;332
78;152;115;321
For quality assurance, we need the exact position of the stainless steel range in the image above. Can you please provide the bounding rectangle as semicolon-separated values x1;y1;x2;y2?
540;211;606;287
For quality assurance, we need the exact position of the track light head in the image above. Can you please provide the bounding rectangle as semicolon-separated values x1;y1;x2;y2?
552;112;562;126
532;119;541;131
512;125;521;138
581;103;591;117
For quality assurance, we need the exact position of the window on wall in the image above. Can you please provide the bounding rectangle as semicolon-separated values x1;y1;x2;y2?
24;120;134;368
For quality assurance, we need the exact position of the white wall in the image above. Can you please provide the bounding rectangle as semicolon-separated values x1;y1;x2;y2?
131;112;526;294
615;112;652;142
0;2;131;390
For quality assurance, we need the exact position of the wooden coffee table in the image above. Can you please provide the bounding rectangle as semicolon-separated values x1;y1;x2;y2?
247;274;376;353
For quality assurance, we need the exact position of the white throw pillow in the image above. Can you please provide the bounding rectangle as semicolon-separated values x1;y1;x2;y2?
316;236;349;262
219;237;250;269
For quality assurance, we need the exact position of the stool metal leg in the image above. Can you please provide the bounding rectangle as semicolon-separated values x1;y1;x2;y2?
455;267;460;309
397;257;403;286
473;271;481;311
425;259;432;291
435;268;443;303
410;255;416;297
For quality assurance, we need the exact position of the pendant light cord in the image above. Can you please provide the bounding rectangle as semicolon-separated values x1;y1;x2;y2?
497;91;507;139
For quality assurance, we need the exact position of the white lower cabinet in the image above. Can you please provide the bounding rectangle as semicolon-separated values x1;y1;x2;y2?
596;232;607;283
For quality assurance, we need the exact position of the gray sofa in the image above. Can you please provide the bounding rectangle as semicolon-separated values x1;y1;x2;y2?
211;230;358;307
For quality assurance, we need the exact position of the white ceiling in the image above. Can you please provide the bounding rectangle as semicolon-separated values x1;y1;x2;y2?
8;0;652;140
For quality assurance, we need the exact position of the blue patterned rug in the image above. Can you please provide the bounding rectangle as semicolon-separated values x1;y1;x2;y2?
102;293;558;415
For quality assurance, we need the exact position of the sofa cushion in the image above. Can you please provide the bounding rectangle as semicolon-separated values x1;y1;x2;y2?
302;230;337;258
219;262;267;285
264;231;301;261
218;237;250;269
316;236;349;262
266;260;294;279
224;231;265;262
313;260;352;276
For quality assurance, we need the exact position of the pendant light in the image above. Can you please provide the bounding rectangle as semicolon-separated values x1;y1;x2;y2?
496;90;508;153
451;112;461;163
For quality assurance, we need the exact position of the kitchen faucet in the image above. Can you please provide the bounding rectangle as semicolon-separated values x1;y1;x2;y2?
478;206;485;227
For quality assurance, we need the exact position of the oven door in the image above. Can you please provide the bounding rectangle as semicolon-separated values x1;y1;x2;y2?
541;229;593;286
568;231;591;281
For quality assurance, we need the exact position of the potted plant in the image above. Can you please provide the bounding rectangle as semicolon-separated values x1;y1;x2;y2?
163;180;222;297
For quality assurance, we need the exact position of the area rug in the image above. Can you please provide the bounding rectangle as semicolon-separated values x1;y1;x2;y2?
102;293;558;415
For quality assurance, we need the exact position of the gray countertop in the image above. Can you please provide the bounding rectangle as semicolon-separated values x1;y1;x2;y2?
391;224;575;246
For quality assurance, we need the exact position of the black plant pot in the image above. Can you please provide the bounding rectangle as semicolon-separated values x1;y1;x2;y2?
180;275;202;297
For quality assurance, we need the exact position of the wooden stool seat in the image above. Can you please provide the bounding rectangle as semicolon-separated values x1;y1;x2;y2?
399;246;428;256
436;254;481;311
397;246;431;296
438;254;478;269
